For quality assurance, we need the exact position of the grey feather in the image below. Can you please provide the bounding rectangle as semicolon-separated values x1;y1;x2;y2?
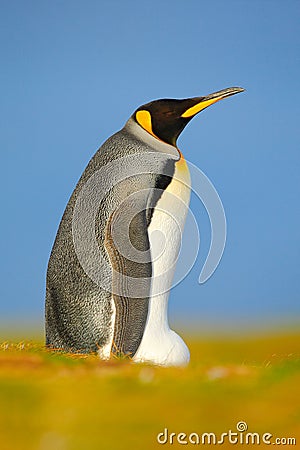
45;119;177;355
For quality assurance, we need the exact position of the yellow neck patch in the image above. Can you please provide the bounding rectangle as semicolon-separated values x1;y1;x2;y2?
181;97;222;118
136;110;158;139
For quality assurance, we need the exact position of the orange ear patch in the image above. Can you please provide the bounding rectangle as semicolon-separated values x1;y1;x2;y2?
136;110;157;138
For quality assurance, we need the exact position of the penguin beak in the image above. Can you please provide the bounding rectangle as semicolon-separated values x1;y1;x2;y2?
181;87;245;118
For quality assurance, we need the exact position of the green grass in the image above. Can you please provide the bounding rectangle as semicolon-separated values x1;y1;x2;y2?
0;333;299;450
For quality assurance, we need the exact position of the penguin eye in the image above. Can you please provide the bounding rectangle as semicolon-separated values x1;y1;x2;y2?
164;110;176;117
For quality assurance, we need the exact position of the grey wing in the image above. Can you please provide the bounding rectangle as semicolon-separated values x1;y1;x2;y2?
105;198;152;358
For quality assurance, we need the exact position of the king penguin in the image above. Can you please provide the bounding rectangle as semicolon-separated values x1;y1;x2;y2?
45;87;244;366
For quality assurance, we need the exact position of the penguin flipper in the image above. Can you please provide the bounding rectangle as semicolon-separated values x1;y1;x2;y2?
105;208;151;358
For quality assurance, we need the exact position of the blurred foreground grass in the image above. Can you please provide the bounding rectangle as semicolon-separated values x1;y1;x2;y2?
0;332;299;450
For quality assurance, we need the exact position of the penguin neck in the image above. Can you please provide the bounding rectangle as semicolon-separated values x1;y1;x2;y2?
124;118;180;159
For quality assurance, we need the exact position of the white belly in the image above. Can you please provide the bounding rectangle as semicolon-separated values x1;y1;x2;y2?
134;157;191;366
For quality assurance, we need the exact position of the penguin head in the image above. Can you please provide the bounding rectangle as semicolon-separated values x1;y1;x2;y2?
133;87;244;147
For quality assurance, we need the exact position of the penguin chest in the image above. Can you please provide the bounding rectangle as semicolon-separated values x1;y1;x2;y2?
148;157;191;291
134;158;191;366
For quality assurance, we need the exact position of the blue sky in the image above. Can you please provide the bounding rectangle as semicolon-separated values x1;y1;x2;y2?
1;0;299;334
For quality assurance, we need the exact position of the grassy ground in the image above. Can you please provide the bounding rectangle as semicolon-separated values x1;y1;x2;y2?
0;332;299;450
